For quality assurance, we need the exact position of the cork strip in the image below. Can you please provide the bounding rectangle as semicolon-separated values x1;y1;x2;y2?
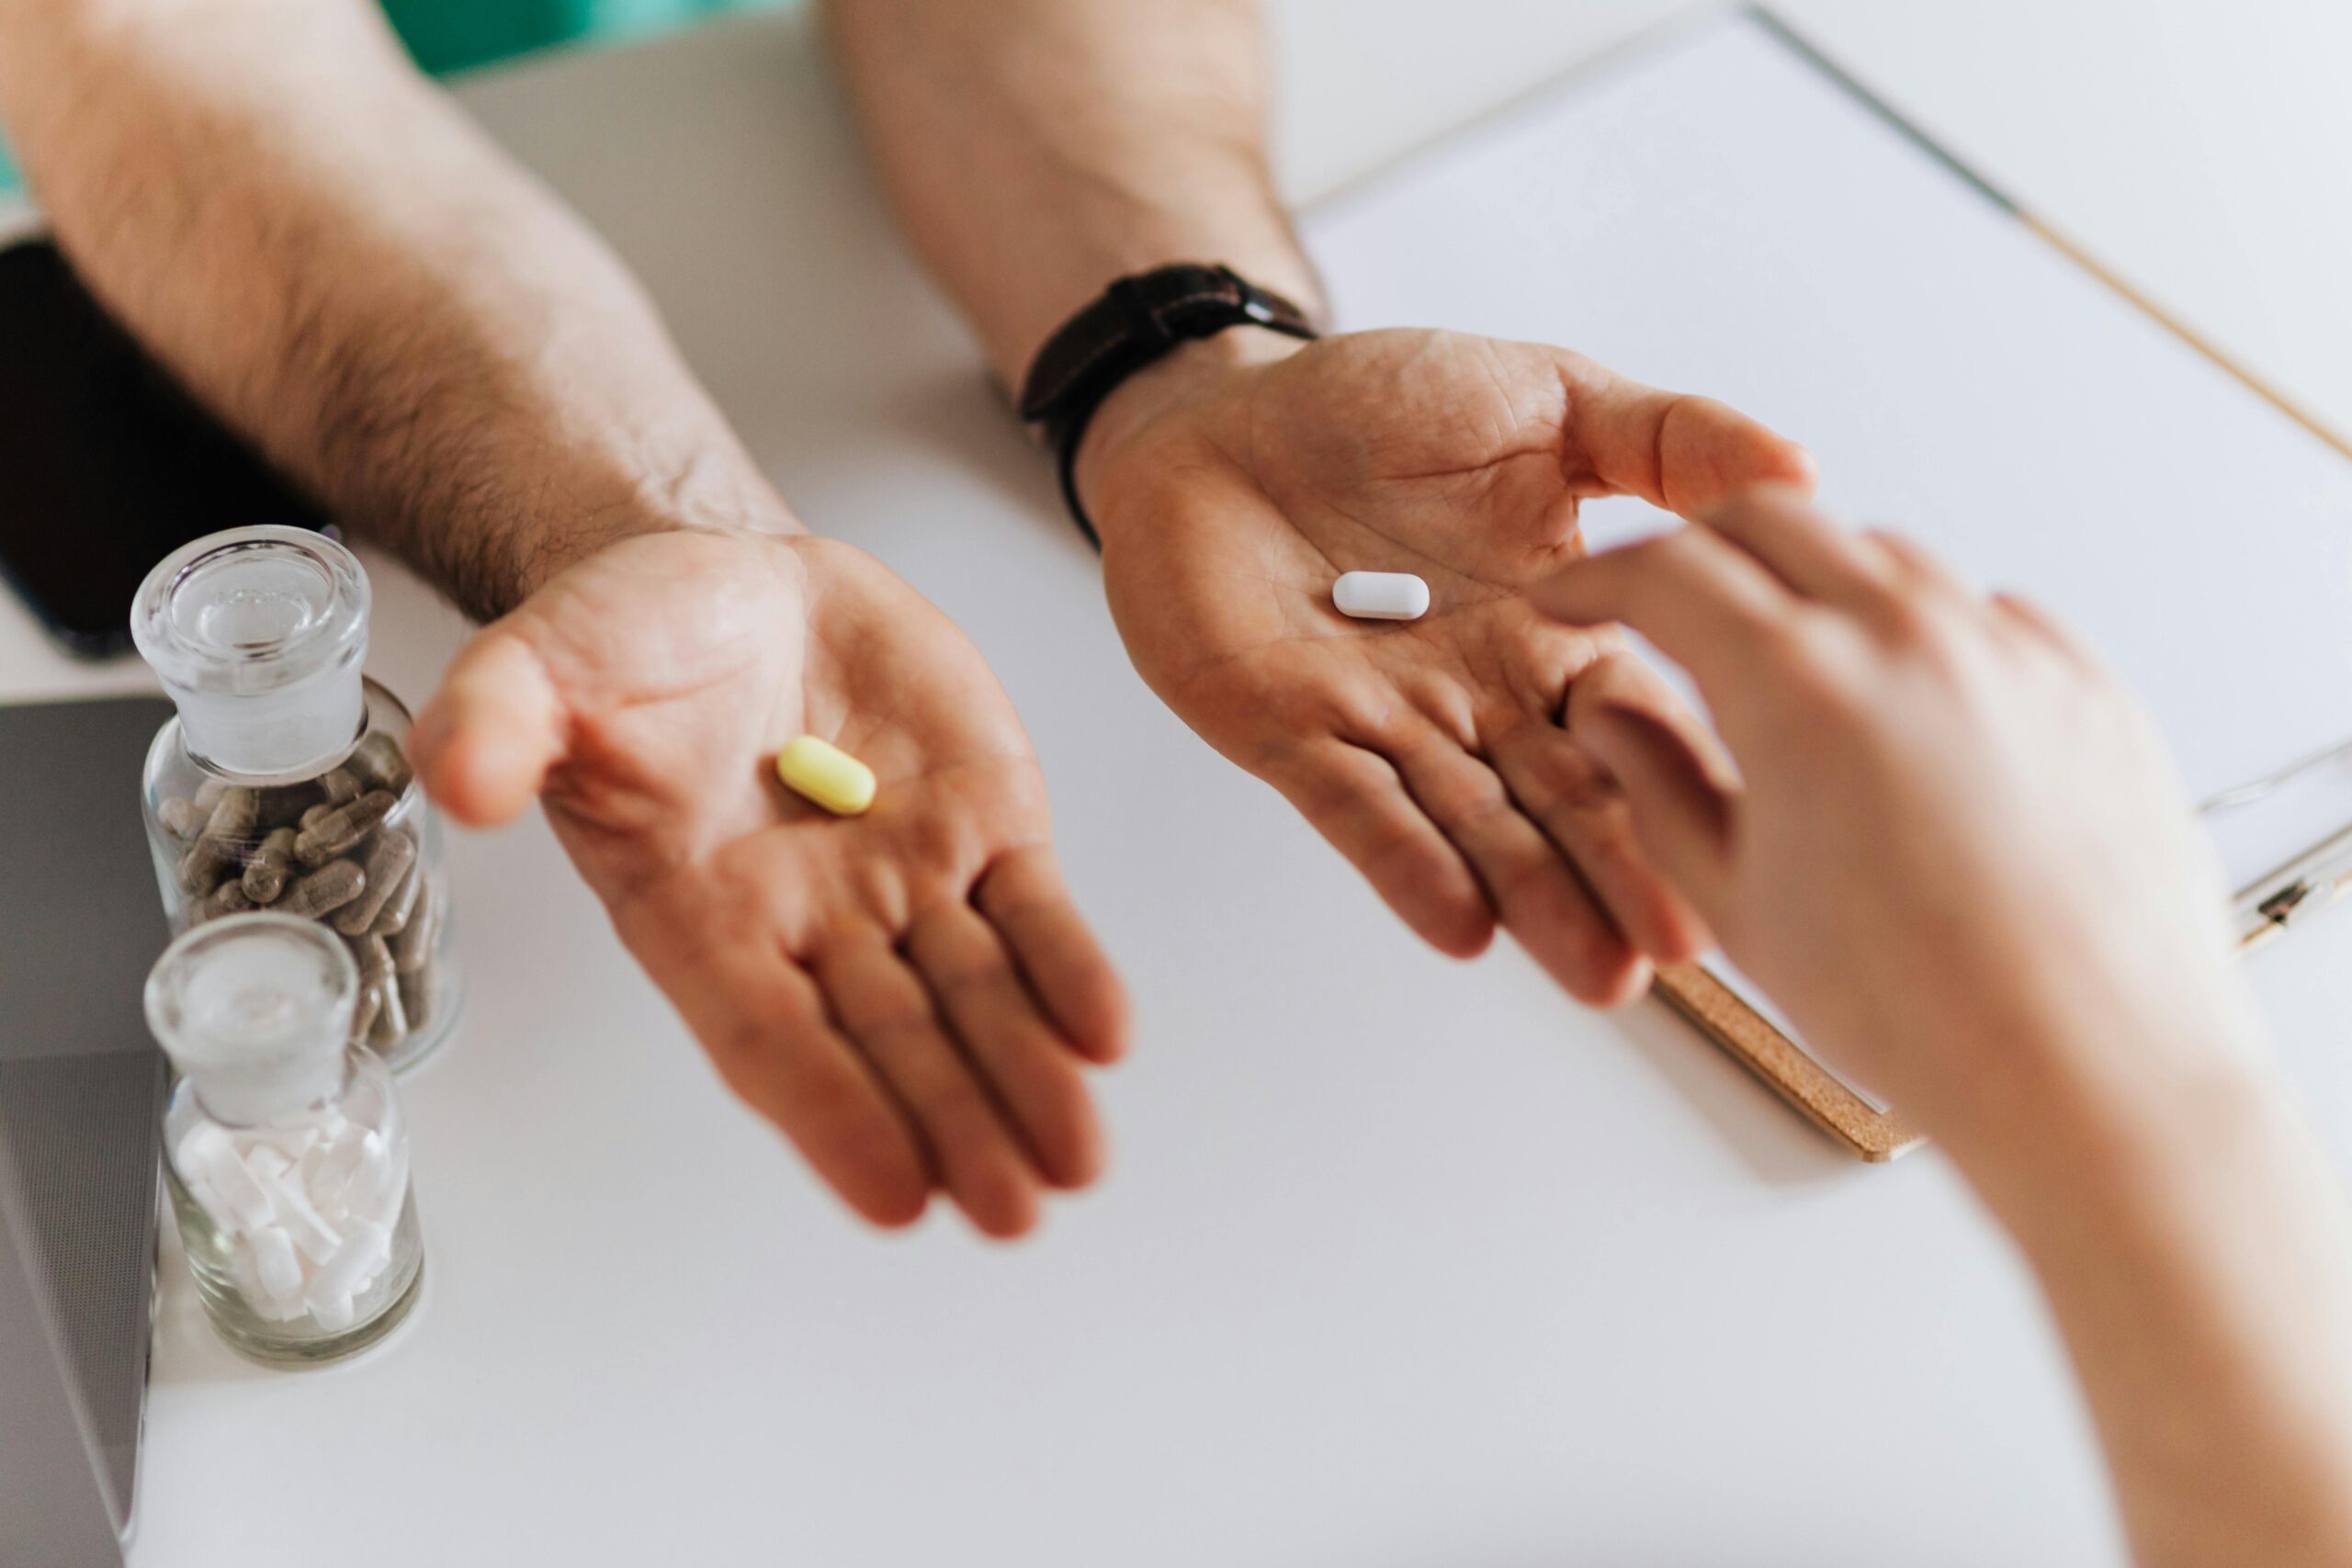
1651;963;1923;1162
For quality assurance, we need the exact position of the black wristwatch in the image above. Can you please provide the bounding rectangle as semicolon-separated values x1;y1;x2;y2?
1017;263;1319;548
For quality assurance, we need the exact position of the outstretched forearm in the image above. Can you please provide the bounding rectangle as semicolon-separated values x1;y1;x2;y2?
1967;1045;2352;1566
0;0;788;621
820;0;1321;389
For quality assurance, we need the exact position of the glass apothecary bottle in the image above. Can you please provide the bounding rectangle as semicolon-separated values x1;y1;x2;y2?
147;913;424;1364
132;526;460;1073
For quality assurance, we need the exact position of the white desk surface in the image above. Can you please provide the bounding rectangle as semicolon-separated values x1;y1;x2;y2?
0;6;2345;1565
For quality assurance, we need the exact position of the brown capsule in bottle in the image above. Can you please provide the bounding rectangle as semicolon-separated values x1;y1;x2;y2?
316;767;363;807
351;932;396;992
367;969;409;1049
368;856;424;937
177;787;260;894
241;828;299;904
294;790;398;866
390;878;439;974
187;877;259;928
299;803;332;831
254;783;320;829
396;966;437;1031
350;982;384;1043
347;733;413;797
157;796;206;841
277;860;366;920
192;778;226;812
331;831;418;935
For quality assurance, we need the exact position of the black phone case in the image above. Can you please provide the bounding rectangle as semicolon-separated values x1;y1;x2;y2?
0;239;325;658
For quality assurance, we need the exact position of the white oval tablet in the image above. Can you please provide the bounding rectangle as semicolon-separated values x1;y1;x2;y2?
1332;570;1430;622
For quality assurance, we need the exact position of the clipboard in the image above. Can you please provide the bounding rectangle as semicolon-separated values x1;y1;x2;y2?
1300;6;2352;1161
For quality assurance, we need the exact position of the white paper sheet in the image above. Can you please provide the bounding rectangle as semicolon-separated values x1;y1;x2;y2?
1302;8;2352;1081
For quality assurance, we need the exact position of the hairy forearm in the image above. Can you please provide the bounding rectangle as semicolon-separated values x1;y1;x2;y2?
820;0;1322;389
0;0;788;620
1958;1032;2352;1564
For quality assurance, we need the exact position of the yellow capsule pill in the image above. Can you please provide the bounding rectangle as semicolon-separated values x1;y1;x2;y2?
775;735;876;816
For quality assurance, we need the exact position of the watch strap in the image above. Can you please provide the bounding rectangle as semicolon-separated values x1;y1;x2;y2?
1017;263;1318;548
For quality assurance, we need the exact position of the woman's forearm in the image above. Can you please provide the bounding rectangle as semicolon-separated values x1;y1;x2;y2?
1962;1040;2352;1566
0;0;789;620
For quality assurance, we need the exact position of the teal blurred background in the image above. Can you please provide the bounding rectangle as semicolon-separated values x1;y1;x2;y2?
0;0;799;194
382;0;790;78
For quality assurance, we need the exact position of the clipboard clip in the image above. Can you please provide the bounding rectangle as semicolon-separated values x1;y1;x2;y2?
2233;820;2352;950
2195;731;2352;947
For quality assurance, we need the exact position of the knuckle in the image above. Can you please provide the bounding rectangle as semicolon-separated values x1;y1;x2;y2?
681;860;772;931
906;808;981;883
865;1004;948;1060
1320;681;1413;747
1490;854;1566;913
931;957;1010;1008
697;999;795;1084
1856;526;1912;567
1540;742;1625;819
843;856;919;931
1756;613;1832;675
1420;766;1513;831
1352;813;1430;878
1767;624;1867;717
1861;585;1947;651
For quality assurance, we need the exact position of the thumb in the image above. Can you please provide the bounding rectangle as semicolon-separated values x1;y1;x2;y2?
1554;351;1818;517
410;629;566;828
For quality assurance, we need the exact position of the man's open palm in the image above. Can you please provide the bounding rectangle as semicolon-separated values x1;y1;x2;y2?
1084;329;1815;1002
411;529;1127;1237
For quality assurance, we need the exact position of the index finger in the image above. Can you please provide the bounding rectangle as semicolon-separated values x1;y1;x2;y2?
1531;525;1800;708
